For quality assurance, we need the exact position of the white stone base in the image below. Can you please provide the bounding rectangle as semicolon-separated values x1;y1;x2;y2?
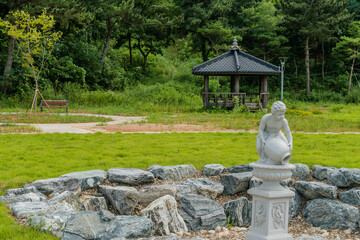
246;231;293;240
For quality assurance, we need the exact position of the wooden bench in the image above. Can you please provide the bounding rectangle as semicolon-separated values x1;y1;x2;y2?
41;100;68;113
245;102;262;112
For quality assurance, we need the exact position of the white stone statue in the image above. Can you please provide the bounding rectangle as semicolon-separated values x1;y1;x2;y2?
256;101;293;165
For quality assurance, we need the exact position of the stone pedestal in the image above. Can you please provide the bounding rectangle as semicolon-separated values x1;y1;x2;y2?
246;162;295;240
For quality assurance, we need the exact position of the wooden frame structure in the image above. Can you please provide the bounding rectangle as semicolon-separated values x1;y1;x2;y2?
193;37;280;110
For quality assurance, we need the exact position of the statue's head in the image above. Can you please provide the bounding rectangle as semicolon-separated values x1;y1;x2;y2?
271;101;286;120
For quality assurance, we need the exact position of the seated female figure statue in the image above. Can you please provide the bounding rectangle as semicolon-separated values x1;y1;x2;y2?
256;101;293;165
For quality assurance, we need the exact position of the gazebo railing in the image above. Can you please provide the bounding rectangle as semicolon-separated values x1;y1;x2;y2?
202;92;269;108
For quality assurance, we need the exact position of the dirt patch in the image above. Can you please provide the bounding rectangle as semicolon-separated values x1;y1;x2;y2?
78;123;253;133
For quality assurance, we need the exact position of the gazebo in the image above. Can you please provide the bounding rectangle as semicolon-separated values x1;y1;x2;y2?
192;37;281;110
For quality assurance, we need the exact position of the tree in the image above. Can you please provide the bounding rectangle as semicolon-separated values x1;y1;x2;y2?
241;0;288;61
0;9;62;112
281;0;350;95
333;21;360;94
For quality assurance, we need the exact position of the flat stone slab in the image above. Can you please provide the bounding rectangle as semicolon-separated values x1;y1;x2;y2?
311;165;335;181
62;210;154;240
9;201;51;218
108;168;155;185
303;199;359;229
0;192;47;205
226;164;252;173
221;172;252;195
24;177;80;196
139;195;188;235
202;164;225;176
138;185;177;206
148;165;197;181
295;181;337;200
99;185;138;215
292;163;310;180
339;188;360;206
179;194;227;231
48;191;84;211
5;186;44;197
83;196;108;211
173;178;223;200
60;170;107;190
223;197;252;227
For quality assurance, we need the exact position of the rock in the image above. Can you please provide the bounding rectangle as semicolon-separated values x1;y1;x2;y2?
328;168;360;187
60;170;107;190
48;191;84;211
339;188;360;206
83;196;108;211
202;164;225;176
62;210;154;240
148;165;197;181
295;181;337;200
280;178;294;188
24;177;80;196
27;211;75;238
292;163;310;180
226;164;252;173
9;201;51;218
222;197;252;227
108;168;155;185
288;187;301;218
99;185;138;215
311;165;335;181
303;199;359;229
5;186;44;197
0;192;47;205
249;177;263;189
328;169;350;187
173;178;223;200
220;172;252;195
294;235;331;240
135;237;208;240
139;195;188;235
138;185;177;206
179;194;227;231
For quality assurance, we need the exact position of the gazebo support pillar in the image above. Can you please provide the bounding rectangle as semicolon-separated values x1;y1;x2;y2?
204;75;209;107
234;75;240;93
259;76;269;108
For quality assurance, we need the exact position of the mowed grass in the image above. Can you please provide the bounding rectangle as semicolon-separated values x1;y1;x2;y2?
0;132;360;239
0;113;112;124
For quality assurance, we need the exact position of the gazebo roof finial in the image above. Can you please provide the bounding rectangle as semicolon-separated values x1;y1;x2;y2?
231;37;240;50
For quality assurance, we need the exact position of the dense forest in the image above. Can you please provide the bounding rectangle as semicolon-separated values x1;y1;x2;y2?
0;0;359;108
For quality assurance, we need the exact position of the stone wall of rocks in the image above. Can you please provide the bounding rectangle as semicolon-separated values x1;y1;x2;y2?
0;163;359;240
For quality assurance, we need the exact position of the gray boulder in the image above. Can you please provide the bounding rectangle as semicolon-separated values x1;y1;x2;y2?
179;194;227;231
339;188;360;206
222;197;252;227
311;165;335;181
138;185;177;206
108;168;155;185
294;181;337;200
173;178;223;200
139;195;188;235
9;201;51;218
249;177;263;189
48;191;84;211
27;211;75;237
0;192;47;205
99;185;138;215
83;196;108;211
60;170;107;190
328;168;360;187
24;177;80;196
221;172;252;195
291;163;310;180
288;187;301;218
202;164;225;176
148;165;197;181
280;178;294;188
303;199;359;229
62;210;154;240
226;164;252;173
5;186;44;197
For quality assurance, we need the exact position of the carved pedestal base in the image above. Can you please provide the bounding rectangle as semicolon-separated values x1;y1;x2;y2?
245;163;295;240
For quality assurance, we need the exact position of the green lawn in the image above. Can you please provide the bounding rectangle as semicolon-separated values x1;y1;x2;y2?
1;132;360;239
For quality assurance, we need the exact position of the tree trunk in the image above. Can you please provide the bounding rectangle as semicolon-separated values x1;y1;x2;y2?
293;58;298;77
2;37;15;95
305;36;310;95
348;57;356;94
101;19;113;66
321;43;325;78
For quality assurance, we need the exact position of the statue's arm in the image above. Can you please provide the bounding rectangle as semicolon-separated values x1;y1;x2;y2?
282;118;293;150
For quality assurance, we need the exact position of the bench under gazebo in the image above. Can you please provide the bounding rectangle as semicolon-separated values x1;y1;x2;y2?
192;37;281;110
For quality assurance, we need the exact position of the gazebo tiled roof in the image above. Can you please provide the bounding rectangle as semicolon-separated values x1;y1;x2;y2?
192;38;281;76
